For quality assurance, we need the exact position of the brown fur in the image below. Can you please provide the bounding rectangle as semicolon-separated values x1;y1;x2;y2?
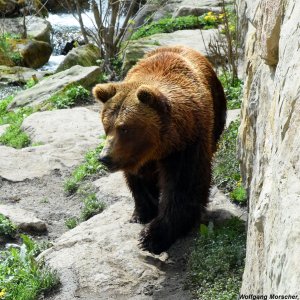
93;46;226;254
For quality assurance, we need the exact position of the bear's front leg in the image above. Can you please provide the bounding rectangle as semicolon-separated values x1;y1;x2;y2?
139;143;211;254
125;162;160;224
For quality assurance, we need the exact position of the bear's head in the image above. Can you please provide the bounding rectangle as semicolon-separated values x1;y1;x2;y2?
93;82;171;173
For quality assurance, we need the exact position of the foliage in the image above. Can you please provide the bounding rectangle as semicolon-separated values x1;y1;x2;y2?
25;77;38;89
0;33;22;66
212;120;247;204
188;218;246;299
0;214;17;238
49;84;90;109
65;217;78;229
80;193;106;221
219;72;243;109
64;140;106;194
131;14;220;40
0;235;59;300
0;96;34;149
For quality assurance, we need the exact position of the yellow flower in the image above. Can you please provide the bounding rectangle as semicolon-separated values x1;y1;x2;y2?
219;13;224;19
0;289;6;299
207;11;213;16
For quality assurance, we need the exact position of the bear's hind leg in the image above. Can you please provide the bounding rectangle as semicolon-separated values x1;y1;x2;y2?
140;142;211;254
125;162;159;224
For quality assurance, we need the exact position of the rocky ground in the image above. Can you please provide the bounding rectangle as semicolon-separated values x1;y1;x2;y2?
0;0;248;298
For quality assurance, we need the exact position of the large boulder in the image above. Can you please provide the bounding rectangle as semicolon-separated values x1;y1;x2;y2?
56;44;101;72
0;107;103;182
40;175;244;300
8;65;102;109
238;0;300;294
0;16;52;44
16;39;52;69
122;29;219;74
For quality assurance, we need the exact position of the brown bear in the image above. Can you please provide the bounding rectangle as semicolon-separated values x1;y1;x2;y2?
93;46;226;254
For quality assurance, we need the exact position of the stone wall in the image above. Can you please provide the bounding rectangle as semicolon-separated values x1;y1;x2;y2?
238;0;300;294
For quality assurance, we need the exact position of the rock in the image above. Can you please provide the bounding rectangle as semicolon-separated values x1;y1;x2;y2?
40;173;243;299
0;1;18;16
8;65;102;109
56;44;101;72
173;6;222;18
40;198;165;300
0;124;10;136
238;0;300;294
123;29;219;74
0;66;50;84
152;0;229;21
0;108;103;182
0;204;47;232
93;172;131;206
206;186;247;222
16;39;52;69
0;16;52;43
226;109;240;127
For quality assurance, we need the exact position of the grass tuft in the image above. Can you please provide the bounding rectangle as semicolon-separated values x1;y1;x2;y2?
0;214;17;238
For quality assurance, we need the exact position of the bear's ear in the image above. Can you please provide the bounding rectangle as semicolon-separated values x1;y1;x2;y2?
93;83;116;103
137;85;170;114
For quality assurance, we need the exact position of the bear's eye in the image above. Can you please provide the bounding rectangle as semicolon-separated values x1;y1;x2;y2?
118;126;129;135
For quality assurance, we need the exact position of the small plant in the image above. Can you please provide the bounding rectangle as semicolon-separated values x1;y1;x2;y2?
80;193;106;221
0;123;31;149
230;185;247;203
131;14;220;40
0;98;34;149
49;84;90;109
64;140;106;194
0;214;17;238
0;33;22;66
212;120;247;204
65;217;79;229
187;217;246;299
219;72;243;109
25;76;39;89
0;235;59;300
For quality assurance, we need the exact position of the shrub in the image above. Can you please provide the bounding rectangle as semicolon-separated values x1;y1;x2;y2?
80;193;106;221
0;214;17;238
212;120;247;204
0;33;22;66
0;97;34;149
49;84;90;109
0;235;59;300
219;72;243;109
188;218;246;299
131;13;220;40
64;140;106;194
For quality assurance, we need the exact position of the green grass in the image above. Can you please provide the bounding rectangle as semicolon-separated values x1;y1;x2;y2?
49;84;90;109
0;235;59;300
0;96;34;149
0;33;22;65
65;217;78;229
212;120;247;204
131;13;220;40
219;72;243;109
187;218;246;299
0;214;17;238
64;140;106;194
80;193;106;221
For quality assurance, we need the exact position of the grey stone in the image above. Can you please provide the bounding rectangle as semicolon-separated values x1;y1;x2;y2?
0;16;52;43
56;44;101;73
226;109;240;127
0;124;10;136
8;65;102;109
0;66;51;84
0;204;47;232
16;39;52;69
173;6;222;18
0;108;103;182
123;29;219;74
238;0;300;294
